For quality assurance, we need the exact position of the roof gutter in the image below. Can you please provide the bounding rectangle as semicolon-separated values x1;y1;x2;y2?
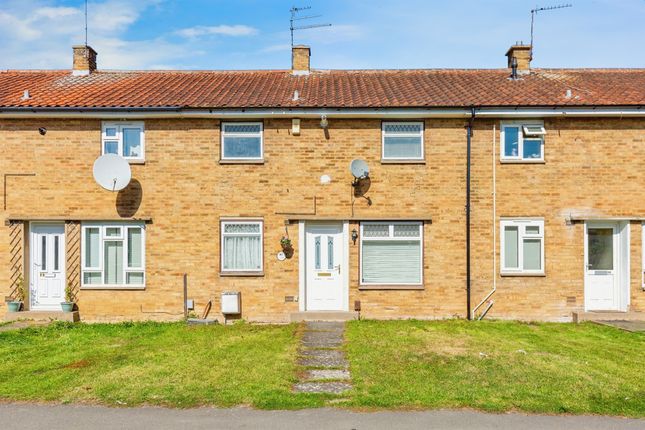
0;106;642;119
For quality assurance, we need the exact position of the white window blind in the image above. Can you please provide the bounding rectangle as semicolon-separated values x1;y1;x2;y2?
221;122;263;160
360;222;423;285
501;219;544;274
382;122;424;160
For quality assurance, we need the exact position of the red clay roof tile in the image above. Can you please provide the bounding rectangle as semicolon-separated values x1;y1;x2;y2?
0;68;644;109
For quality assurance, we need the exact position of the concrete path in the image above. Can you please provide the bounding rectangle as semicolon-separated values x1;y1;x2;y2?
594;320;645;332
293;321;352;394
0;404;642;430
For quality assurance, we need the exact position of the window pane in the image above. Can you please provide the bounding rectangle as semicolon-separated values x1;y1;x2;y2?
126;272;144;285
105;227;121;237
588;228;613;270
504;226;519;268
224;124;262;133
123;128;142;158
383;123;422;134
526;225;540;234
393;224;420;237
85;228;100;267
104;140;118;154
41;235;47;270
128;228;142;268
105;127;117;137
223;235;262;271
54;236;59;271
223;136;262;158
504;127;519;157
83;272;102;284
314;236;321;270
104;241;124;284
523;139;542;159
362;240;421;284
363;224;389;238
224;223;260;234
523;239;542;270
327;236;334;270
383;136;422;159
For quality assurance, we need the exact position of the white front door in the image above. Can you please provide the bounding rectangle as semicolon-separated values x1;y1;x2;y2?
305;222;346;311
30;223;66;310
584;222;619;311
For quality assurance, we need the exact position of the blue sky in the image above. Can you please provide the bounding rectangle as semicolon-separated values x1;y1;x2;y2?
1;0;643;70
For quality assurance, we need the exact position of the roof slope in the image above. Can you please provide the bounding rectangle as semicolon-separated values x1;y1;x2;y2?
0;68;644;109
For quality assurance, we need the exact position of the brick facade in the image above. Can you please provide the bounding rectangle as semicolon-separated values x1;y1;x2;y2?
1;117;643;322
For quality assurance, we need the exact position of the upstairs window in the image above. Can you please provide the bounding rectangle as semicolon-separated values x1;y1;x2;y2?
102;121;145;162
382;122;424;161
501;219;544;275
501;121;545;162
221;122;263;161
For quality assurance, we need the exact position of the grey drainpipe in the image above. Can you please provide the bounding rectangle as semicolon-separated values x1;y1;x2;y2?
466;107;476;320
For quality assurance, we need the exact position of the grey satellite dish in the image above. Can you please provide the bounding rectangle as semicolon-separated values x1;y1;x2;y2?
93;154;131;191
349;159;369;180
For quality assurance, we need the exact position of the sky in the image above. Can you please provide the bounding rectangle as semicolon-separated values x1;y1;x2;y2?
1;0;643;70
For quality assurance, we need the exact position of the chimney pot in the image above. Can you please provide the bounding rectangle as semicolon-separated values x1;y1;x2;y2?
291;45;310;75
505;44;531;73
72;45;98;76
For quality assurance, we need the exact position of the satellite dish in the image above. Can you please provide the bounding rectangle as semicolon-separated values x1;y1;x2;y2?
349;159;369;180
93;154;131;191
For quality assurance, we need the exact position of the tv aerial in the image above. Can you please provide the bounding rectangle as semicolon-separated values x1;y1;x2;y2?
93;154;131;191
530;4;573;61
290;6;331;47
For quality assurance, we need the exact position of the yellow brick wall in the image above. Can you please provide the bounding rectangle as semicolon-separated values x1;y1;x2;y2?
0;117;643;322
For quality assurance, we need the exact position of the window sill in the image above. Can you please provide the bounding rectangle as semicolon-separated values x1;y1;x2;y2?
219;159;265;165
380;159;426;165
220;271;264;277
127;159;146;165
500;272;546;277
500;159;545;164
359;284;424;290
80;285;146;290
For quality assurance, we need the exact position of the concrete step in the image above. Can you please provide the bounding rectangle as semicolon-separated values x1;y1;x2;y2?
4;310;79;323
290;311;358;322
573;311;645;322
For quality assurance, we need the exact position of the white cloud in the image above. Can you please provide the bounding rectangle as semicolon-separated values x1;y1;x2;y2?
0;0;252;70
175;24;258;38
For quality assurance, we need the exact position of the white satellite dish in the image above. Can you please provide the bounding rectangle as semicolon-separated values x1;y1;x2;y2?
93;154;131;191
349;159;369;180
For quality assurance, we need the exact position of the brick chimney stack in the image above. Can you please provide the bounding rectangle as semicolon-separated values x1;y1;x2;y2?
292;45;310;75
72;45;97;76
506;44;531;73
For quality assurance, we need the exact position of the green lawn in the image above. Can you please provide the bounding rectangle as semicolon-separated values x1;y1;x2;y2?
0;320;643;416
0;321;322;409
345;320;645;417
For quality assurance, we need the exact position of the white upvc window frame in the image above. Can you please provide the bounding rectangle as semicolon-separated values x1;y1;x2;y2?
221;122;264;161
359;221;423;286
500;218;545;275
220;219;264;273
500;120;545;162
381;121;425;161
101;121;145;163
81;222;146;289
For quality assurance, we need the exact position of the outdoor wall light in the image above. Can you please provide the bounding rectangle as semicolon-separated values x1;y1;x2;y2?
320;114;328;129
351;228;358;245
38;127;47;135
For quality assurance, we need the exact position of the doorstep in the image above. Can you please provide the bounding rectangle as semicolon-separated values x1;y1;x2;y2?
290;311;358;322
4;310;80;323
572;310;645;323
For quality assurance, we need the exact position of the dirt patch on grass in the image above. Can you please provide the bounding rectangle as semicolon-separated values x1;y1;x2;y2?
64;359;91;369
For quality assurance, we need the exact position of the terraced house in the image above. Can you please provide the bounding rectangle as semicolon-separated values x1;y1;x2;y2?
1;44;644;323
